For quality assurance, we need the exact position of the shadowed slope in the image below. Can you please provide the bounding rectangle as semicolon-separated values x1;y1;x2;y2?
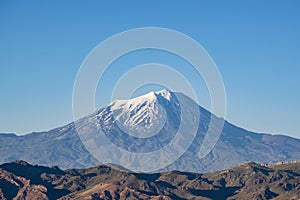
0;160;299;199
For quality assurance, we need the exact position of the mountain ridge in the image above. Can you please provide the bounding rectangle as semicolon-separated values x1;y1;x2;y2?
0;160;299;200
0;90;300;172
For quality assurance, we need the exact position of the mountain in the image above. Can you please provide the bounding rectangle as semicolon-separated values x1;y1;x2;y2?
0;89;300;172
0;160;299;200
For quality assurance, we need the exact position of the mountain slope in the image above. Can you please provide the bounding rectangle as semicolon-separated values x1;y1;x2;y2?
0;90;300;172
0;161;299;200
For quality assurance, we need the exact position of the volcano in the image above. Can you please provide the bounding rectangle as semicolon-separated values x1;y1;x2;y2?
0;90;299;173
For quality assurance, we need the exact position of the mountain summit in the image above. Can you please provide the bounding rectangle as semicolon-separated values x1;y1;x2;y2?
107;89;175;138
0;90;300;172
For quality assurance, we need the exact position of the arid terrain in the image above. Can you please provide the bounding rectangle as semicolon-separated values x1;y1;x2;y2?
0;160;299;200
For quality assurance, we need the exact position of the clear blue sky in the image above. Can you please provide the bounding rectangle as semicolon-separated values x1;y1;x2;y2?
0;1;299;138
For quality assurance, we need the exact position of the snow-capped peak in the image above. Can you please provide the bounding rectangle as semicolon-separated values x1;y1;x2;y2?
100;89;176;138
130;89;174;101
110;89;174;107
155;89;173;101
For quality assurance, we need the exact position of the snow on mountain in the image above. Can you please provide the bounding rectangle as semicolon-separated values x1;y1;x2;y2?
107;90;169;138
0;89;300;172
